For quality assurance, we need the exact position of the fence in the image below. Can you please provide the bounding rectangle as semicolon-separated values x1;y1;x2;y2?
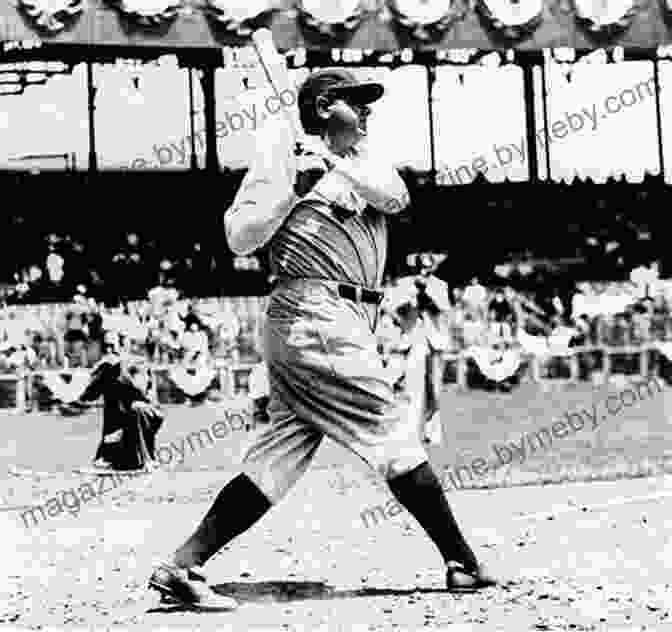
443;342;665;388
0;359;259;414
1;341;667;414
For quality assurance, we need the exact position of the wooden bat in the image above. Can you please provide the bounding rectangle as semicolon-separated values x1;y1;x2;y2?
250;28;304;155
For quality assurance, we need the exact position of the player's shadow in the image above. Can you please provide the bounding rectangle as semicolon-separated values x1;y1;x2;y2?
147;580;447;612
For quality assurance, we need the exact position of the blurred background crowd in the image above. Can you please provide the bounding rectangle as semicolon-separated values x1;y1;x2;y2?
2;264;672;384
0;287;258;373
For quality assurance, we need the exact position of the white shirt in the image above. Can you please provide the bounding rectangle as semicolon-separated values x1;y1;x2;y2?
299;136;368;216
225;121;409;256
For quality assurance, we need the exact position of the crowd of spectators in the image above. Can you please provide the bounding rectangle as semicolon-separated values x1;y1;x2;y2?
378;276;672;352
2;277;672;379
0;287;261;374
374;274;672;384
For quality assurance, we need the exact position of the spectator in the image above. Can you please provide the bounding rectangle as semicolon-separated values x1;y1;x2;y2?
64;300;89;368
551;291;565;319
182;303;203;332
76;332;163;473
182;323;209;364
86;299;104;366
462;277;487;320
571;284;591;320
414;269;451;441
213;305;240;362
145;315;161;362
488;288;515;344
462;313;487;348
166;306;185;357
652;295;670;341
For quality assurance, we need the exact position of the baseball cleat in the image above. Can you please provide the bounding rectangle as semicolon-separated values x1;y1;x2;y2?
445;562;499;593
148;563;238;611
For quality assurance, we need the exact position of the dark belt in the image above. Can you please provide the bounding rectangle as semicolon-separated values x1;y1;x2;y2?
271;277;384;305
337;283;384;305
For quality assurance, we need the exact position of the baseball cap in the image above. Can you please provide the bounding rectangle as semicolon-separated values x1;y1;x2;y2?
299;68;384;108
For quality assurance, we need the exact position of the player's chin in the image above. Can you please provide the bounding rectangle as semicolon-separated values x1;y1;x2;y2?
348;130;368;153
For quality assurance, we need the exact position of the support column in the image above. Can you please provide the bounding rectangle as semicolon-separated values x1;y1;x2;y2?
86;61;98;173
653;59;665;180
200;66;220;174
426;66;437;184
522;63;539;182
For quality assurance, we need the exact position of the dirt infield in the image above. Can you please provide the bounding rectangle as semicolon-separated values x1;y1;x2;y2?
2;381;672;629
3;469;672;630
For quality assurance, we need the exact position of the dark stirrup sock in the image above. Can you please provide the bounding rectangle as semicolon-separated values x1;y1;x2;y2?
173;473;272;569
386;462;478;570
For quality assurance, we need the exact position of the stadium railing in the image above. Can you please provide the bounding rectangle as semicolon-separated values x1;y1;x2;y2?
442;342;664;388
1;342;665;413
0;359;260;414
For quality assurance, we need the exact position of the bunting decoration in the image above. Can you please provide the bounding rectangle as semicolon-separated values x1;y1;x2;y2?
476;0;544;41
297;0;366;39
517;328;574;357
388;0;468;41
0;0;671;48
569;0;641;37
17;0;84;33
104;0;182;27
465;345;522;381
205;0;274;36
170;366;216;397
42;370;90;403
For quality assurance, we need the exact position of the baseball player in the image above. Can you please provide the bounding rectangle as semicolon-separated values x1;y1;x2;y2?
148;68;498;610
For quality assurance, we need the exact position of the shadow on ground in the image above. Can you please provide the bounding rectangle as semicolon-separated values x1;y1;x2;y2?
146;579;530;613
147;579;449;612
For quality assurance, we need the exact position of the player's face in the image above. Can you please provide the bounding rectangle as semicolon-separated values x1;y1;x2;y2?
345;100;372;134
325;98;372;155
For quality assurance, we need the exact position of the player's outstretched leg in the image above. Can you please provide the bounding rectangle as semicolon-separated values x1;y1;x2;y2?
386;462;499;593
148;473;272;610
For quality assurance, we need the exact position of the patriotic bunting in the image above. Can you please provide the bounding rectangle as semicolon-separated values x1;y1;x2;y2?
517;329;574;357
42;370;90;403
476;0;544;40
466;345;522;381
17;0;84;32
571;0;641;37
205;0;273;35
0;0;661;47
169;366;216;397
298;0;366;37
388;0;468;40
105;0;182;26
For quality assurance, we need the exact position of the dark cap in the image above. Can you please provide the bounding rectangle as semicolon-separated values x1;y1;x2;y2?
298;68;384;135
299;68;384;106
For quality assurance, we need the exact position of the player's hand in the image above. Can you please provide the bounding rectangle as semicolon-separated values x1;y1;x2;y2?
293;153;329;197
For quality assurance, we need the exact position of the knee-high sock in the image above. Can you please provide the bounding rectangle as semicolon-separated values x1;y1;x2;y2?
387;461;478;570
173;473;272;569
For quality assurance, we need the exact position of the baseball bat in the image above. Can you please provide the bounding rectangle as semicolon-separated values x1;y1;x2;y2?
250;28;304;155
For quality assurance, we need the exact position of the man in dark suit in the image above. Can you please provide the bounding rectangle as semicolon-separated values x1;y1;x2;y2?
78;332;163;473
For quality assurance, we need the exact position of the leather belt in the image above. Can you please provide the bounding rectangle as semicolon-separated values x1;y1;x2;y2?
337;283;384;305
271;277;384;306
